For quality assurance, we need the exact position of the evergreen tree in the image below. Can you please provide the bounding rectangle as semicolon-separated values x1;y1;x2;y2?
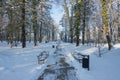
100;0;112;50
74;0;82;46
32;0;38;46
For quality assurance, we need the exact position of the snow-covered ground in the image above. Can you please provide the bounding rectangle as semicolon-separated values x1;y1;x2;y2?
0;41;120;80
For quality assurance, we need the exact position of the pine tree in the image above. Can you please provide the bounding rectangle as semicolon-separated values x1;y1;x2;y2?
74;0;82;46
100;0;112;50
32;0;38;46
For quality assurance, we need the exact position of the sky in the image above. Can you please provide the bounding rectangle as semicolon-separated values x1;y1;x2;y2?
50;2;64;26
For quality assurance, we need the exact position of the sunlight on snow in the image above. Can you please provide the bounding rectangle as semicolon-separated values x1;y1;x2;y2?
81;47;97;55
114;44;120;49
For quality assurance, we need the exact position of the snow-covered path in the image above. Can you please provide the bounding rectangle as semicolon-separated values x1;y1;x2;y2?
0;42;120;80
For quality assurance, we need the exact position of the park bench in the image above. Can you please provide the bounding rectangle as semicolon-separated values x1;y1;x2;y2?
37;51;49;64
72;51;90;70
72;52;84;63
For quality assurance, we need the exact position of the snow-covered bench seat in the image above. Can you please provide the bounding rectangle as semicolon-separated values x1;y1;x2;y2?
72;52;85;63
37;51;49;64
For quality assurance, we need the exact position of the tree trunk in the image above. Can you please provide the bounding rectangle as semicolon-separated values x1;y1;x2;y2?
21;0;26;48
118;26;120;42
39;22;42;43
76;34;80;46
63;0;71;42
117;3;120;42
32;0;38;46
75;0;82;46
100;0;112;50
82;0;86;45
34;29;37;46
70;1;74;43
52;26;55;41
33;22;37;46
106;34;112;50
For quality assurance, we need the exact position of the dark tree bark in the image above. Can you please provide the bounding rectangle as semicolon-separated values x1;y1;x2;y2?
106;34;112;50
74;0;81;46
39;22;42;43
118;27;120;42
52;25;55;41
117;3;120;42
32;0;38;46
21;0;26;48
34;29;37;46
70;3;74;43
76;33;80;46
82;0;86;45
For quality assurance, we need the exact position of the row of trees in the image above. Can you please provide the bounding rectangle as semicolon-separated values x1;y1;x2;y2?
0;0;120;50
60;0;120;50
0;0;58;48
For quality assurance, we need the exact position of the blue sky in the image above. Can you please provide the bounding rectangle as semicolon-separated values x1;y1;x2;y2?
50;3;64;25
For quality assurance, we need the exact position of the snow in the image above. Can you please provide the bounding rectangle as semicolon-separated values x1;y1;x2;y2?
0;41;120;80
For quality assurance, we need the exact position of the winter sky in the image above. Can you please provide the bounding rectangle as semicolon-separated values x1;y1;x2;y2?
50;2;64;26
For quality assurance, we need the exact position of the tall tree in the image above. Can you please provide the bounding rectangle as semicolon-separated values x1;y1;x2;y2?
32;0;38;46
100;0;112;50
81;0;86;45
81;0;91;45
69;0;75;43
74;0;82;46
21;0;26;48
63;0;70;42
117;1;120;42
63;0;75;43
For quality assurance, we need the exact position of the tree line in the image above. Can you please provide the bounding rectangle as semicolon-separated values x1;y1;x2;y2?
0;0;120;50
60;0;120;50
0;0;58;48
